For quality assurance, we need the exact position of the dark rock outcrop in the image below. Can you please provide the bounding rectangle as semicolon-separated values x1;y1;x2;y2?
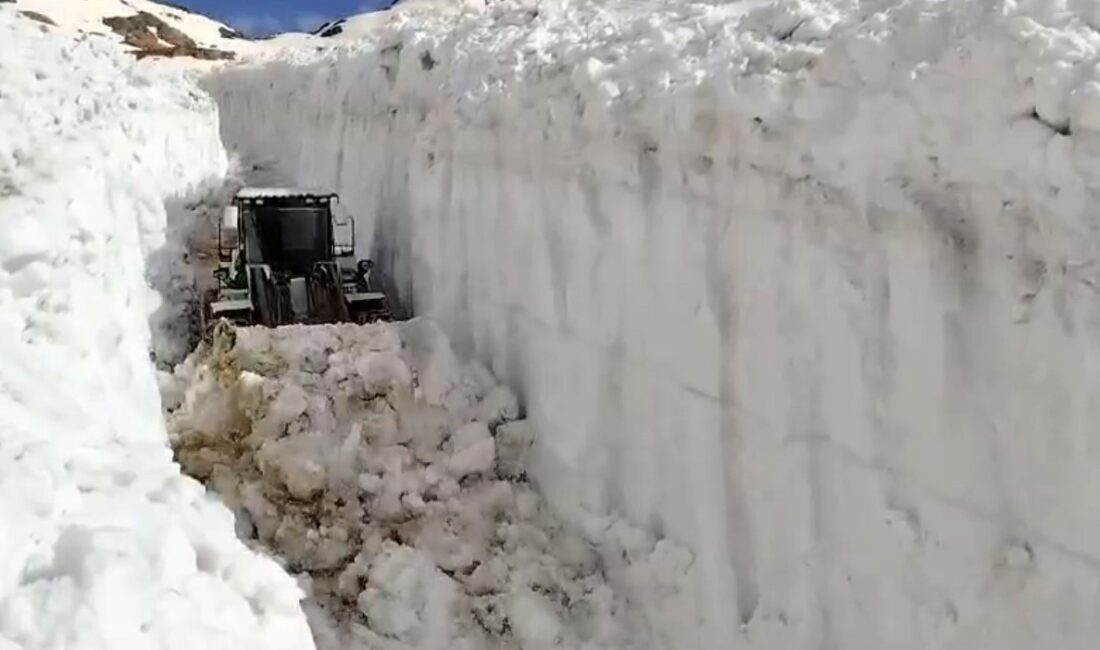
102;11;235;61
134;45;234;61
312;19;346;38
103;11;196;48
218;26;247;40
20;10;56;26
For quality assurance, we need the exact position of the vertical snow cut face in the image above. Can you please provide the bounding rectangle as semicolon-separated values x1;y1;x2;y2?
207;0;1100;648
161;320;645;650
0;10;312;650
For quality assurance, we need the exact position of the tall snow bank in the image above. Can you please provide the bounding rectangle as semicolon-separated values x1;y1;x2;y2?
0;11;312;650
207;1;1100;648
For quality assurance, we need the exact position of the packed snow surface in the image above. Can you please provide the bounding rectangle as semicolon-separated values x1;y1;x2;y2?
207;0;1100;648
0;11;312;650
161;320;650;650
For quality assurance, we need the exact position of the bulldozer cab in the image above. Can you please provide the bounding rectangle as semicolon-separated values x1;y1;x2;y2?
203;187;390;330
245;204;330;271
237;191;341;274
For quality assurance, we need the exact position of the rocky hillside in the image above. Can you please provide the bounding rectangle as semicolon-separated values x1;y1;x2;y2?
1;0;507;61
1;0;251;60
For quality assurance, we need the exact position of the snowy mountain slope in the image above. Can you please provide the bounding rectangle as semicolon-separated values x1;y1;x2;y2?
0;12;312;650
4;0;259;59
206;0;1100;648
2;0;502;63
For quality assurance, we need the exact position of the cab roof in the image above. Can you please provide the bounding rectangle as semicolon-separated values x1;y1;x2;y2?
235;187;339;200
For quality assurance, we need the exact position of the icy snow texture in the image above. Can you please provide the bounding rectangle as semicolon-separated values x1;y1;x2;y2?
162;320;643;650
206;0;1100;648
0;12;312;650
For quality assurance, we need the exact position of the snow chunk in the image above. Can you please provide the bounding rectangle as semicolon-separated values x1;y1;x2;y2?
446;437;496;479
358;543;460;645
1070;79;1100;131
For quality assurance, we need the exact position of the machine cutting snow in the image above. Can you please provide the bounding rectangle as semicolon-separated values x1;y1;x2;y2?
201;187;392;330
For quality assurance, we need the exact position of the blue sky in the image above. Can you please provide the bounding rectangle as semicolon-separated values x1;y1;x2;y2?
180;0;398;35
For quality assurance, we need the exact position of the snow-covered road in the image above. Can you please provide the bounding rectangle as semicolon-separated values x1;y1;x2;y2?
0;9;667;650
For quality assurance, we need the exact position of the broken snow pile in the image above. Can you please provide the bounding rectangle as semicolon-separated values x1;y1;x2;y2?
0;11;312;650
208;0;1100;648
161;319;647;650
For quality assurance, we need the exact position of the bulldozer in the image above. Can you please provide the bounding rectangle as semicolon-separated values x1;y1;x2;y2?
201;187;392;330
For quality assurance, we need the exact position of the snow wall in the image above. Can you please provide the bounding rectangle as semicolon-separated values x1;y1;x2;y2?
208;1;1100;648
0;12;313;650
